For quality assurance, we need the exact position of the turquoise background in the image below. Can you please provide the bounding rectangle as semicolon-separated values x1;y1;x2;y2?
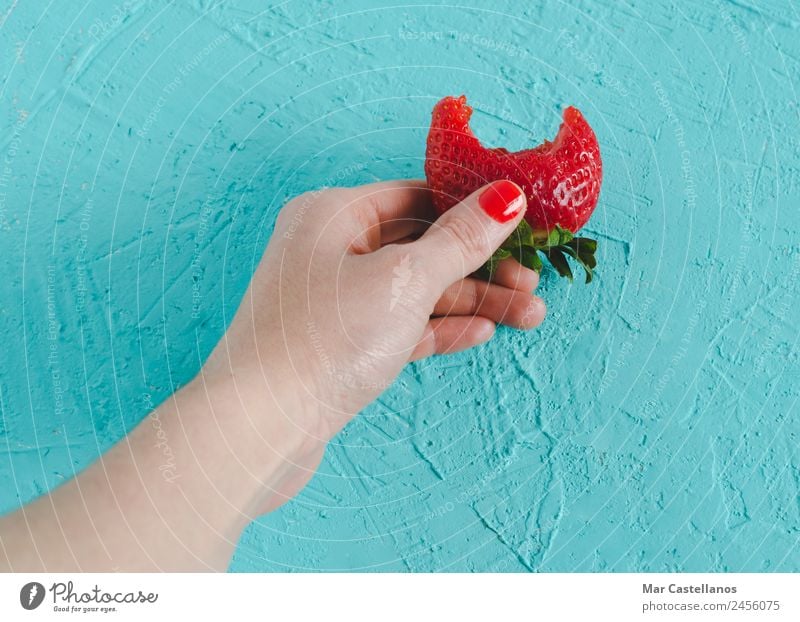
1;0;799;571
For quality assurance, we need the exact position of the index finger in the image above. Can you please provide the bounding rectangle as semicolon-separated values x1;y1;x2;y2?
351;179;437;244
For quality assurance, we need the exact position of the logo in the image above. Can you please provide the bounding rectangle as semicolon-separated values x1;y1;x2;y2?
20;582;45;610
390;254;413;311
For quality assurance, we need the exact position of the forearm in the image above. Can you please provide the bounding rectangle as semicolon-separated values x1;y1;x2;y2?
0;178;541;572
0;370;314;572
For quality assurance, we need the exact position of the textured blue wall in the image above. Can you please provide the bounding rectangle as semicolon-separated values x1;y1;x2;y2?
1;0;798;571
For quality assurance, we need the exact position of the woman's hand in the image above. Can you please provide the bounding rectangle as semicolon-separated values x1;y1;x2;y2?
204;179;546;510
0;179;546;571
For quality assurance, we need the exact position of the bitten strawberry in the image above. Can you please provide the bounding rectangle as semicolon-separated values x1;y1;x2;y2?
424;95;603;282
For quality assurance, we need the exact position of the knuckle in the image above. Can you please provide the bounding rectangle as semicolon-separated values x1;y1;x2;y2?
276;190;335;237
275;203;303;239
445;215;492;259
464;280;480;313
275;201;299;229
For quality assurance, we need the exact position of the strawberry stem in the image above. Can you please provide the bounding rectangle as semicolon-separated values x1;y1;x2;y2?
481;222;597;284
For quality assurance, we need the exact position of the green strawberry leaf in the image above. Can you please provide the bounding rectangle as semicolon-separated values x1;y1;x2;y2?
502;218;536;250
543;247;574;282
547;224;574;247
560;243;594;283
520;247;543;273
481;246;512;277
570;237;597;253
478;221;598;285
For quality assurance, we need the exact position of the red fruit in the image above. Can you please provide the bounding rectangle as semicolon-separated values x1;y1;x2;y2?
424;95;603;283
424;95;602;234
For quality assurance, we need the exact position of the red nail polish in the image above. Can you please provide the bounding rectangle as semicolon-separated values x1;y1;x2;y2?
478;180;525;223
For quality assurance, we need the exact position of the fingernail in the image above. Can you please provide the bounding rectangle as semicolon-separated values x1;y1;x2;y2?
478;180;526;223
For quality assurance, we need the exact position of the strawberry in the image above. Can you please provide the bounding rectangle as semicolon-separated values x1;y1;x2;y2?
424;95;602;282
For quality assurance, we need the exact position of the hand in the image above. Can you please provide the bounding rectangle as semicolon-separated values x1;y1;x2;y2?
0;179;547;571
204;180;546;509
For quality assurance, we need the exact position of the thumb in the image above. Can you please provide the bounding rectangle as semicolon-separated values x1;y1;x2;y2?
410;180;527;292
